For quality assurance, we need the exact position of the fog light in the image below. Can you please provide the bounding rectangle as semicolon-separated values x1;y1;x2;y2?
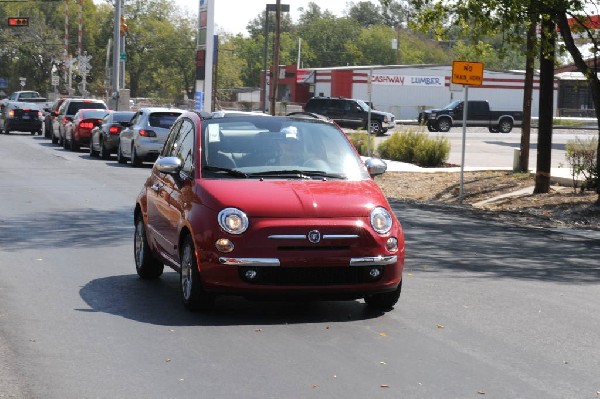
215;238;234;253
386;237;398;252
245;269;258;280
369;267;382;278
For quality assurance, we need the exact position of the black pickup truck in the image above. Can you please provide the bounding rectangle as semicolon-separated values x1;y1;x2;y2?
418;100;523;133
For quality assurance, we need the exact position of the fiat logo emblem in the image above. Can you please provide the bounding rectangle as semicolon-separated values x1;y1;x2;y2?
307;230;321;243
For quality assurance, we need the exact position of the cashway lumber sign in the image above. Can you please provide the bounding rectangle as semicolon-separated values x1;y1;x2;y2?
451;61;484;86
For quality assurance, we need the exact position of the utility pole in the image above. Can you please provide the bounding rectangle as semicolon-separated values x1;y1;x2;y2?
112;0;121;109
269;0;281;116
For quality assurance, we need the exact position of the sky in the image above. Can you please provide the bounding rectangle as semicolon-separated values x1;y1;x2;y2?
175;0;375;36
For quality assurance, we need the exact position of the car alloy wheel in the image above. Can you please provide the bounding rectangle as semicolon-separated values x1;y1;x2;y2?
180;236;215;311
134;215;163;279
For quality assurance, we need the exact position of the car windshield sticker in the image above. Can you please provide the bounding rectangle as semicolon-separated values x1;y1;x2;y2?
208;124;220;143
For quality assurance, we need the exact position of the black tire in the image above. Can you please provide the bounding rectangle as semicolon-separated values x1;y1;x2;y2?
130;145;142;167
4;123;10;135
99;140;110;160
44;123;52;138
71;139;79;152
364;281;402;311
51;133;58;144
498;119;513;133
89;140;98;157
180;235;215;311
134;214;164;279
368;120;383;135
436;118;452;132
30;131;36;136
117;144;127;164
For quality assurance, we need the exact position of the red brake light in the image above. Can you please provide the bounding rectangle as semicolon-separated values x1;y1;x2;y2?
8;110;14;117
109;126;122;135
79;121;95;129
139;129;156;137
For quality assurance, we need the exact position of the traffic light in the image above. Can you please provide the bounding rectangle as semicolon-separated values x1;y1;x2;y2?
119;16;128;35
8;17;29;27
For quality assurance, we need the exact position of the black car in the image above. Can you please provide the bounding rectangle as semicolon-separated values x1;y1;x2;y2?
0;102;44;135
89;110;135;159
304;96;395;135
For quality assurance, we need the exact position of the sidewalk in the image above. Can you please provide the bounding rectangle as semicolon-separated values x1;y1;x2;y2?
383;159;576;186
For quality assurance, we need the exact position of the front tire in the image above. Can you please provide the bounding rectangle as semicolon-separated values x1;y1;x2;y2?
364;281;402;311
89;141;98;157
368;120;383;135
436;118;451;132
134;214;164;279
180;236;215;311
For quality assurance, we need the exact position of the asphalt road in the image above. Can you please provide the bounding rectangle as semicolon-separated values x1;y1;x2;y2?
1;132;599;399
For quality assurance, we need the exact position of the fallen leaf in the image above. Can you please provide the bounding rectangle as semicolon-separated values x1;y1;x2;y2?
478;391;485;395
379;361;387;365
380;384;390;388
165;358;171;363
379;332;387;337
436;324;445;329
255;329;262;332
311;385;319;389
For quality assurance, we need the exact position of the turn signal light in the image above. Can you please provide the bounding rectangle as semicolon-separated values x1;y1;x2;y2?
139;129;156;137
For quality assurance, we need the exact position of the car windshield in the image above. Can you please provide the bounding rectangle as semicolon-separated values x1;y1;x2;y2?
113;112;135;123
443;100;462;110
201;115;369;181
356;99;371;112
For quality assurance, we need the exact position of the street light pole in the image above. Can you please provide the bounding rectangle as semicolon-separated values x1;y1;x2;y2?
111;0;121;110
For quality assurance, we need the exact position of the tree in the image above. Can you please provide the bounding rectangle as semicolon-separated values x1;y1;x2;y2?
405;0;600;204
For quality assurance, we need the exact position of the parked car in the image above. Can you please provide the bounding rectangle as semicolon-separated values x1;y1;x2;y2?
117;107;184;166
89;110;135;159
51;98;108;146
133;112;405;311
43;97;66;139
417;100;524;133
0;101;44;135
63;109;109;151
303;96;395;135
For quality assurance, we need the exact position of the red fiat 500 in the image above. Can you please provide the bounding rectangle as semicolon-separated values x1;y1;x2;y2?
134;111;404;311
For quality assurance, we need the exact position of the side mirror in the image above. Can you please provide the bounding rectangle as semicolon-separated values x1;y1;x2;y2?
364;157;387;177
154;156;182;175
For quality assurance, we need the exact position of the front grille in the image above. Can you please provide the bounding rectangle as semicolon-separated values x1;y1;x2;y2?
238;266;384;286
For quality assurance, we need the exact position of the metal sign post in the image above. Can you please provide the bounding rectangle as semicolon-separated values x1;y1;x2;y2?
451;60;484;204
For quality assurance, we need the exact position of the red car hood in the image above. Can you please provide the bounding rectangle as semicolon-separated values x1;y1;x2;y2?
198;179;388;218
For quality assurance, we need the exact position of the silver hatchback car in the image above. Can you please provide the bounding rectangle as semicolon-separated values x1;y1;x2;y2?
117;107;185;166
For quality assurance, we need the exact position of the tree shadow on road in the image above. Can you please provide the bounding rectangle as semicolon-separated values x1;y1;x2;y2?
391;200;600;284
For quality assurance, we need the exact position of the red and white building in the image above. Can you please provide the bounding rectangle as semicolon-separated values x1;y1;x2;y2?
264;64;558;120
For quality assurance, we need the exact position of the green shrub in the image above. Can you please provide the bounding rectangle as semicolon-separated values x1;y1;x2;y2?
377;129;450;167
347;132;375;156
565;136;598;191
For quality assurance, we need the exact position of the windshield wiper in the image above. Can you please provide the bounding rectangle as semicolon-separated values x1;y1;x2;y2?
248;170;346;180
202;165;248;178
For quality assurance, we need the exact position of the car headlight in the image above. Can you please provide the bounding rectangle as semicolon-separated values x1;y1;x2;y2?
370;206;393;234
218;208;249;235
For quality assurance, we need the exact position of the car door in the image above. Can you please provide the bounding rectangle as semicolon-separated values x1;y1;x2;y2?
120;110;141;158
145;119;190;260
